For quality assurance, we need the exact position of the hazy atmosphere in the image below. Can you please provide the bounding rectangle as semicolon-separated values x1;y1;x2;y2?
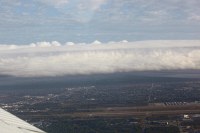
1;1;200;133
0;0;200;44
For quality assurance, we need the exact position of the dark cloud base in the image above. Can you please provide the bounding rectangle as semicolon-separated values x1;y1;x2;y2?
0;70;200;92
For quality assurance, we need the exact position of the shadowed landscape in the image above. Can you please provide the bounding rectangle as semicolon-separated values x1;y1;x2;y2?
1;70;200;133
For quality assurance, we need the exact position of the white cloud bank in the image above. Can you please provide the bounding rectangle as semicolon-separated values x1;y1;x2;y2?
0;40;200;77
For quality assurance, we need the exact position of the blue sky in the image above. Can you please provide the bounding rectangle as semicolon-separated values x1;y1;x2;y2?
0;0;200;44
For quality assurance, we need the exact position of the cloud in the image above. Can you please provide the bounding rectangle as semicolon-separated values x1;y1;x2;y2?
1;0;200;26
36;0;69;7
77;0;107;11
34;0;106;10
188;14;200;22
0;40;200;77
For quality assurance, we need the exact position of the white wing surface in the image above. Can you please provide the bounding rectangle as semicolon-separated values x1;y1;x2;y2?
0;108;46;133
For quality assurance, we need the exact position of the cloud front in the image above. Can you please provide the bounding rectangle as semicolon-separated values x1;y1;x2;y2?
0;40;200;77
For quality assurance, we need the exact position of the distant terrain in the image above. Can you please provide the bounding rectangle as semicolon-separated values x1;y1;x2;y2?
1;70;200;133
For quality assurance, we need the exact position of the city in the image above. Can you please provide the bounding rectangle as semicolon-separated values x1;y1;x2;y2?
1;73;200;133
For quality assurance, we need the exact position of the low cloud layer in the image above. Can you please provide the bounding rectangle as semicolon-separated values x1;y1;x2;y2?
0;40;200;77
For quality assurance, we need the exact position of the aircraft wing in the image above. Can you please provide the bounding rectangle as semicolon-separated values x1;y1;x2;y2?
0;108;46;133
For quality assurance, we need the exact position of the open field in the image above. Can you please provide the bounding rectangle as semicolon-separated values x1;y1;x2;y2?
18;103;200;119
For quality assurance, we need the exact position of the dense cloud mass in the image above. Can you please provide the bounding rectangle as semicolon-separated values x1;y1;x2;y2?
0;40;200;77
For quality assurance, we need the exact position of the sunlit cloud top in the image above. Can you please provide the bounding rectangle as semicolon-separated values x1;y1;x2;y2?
0;40;200;77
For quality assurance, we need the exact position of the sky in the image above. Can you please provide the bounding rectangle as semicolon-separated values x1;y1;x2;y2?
0;0;200;44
